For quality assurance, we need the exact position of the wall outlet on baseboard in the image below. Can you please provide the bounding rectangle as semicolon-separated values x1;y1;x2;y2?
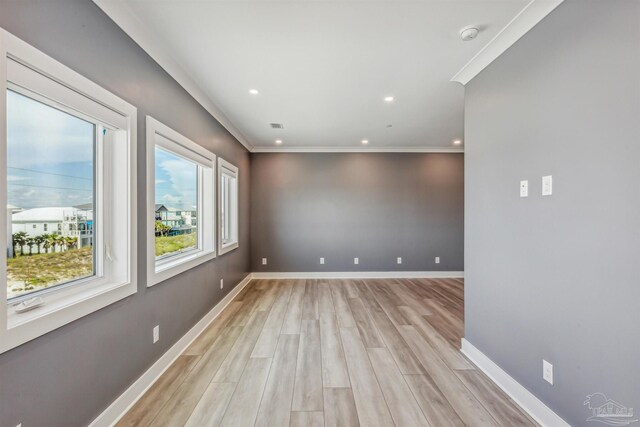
220;279;224;289
354;257;359;265
320;257;325;265
153;325;160;344
435;256;440;264
262;258;267;265
543;359;553;385
397;257;402;264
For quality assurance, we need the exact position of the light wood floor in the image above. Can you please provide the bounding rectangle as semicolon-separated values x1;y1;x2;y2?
118;278;537;427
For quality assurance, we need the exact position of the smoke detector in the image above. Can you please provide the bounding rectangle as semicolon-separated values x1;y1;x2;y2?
459;26;479;41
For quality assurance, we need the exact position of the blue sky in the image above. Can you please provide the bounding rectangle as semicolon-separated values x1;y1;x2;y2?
7;90;94;209
155;147;198;210
7;90;198;212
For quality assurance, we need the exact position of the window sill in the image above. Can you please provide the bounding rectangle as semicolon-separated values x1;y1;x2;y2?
219;241;239;256
2;278;136;354
149;249;216;287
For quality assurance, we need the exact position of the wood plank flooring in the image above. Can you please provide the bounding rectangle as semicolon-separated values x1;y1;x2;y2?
118;278;537;427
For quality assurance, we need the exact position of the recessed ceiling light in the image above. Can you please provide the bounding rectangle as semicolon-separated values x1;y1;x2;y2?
453;139;462;145
384;96;395;102
361;139;369;145
249;89;259;95
275;139;283;144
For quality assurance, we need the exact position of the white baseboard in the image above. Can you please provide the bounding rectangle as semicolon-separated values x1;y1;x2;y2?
90;273;253;427
461;339;570;427
251;271;464;279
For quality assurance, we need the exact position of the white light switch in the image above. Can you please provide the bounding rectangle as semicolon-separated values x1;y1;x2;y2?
435;257;440;264
354;257;359;265
542;175;553;196
543;359;553;385
220;279;224;289
397;257;402;264
320;257;325;265
153;325;160;344
262;258;267;265
520;180;529;197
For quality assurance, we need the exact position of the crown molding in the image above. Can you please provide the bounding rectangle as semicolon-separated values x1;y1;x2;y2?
251;146;464;153
451;0;564;85
92;0;254;152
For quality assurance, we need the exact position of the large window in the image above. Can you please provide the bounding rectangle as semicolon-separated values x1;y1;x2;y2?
218;158;239;255
0;29;137;354
146;117;215;286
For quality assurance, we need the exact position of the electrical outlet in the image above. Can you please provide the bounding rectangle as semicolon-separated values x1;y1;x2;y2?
354;257;359;265
435;256;440;264
220;279;224;289
262;258;267;265
397;257;402;264
153;325;159;344
520;180;529;197
543;359;553;385
320;257;325;265
542;175;553;196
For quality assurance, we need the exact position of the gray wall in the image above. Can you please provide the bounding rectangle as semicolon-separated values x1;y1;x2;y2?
465;0;640;425
0;1;250;426
251;153;464;272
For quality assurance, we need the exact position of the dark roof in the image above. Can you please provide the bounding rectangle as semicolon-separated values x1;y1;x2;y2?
155;204;168;212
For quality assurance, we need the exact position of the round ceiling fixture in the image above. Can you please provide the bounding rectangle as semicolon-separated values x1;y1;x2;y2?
459;26;479;41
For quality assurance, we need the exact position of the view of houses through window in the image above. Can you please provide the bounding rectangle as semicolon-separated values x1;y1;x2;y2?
154;147;198;259
6;90;95;300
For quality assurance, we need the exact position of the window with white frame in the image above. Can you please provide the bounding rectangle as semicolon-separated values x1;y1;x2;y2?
146;117;215;286
0;29;137;354
218;158;239;255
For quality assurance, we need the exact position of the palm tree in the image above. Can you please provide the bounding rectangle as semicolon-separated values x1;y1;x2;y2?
65;236;78;250
12;232;27;257
33;235;46;255
53;234;65;252
43;234;55;253
25;237;35;255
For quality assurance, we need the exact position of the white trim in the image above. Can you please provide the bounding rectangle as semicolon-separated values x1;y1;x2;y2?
451;0;564;85
461;339;571;427
0;28;138;354
251;146;464;153
91;0;253;152
252;271;464;279
217;157;239;255
89;273;253;427
146;116;217;287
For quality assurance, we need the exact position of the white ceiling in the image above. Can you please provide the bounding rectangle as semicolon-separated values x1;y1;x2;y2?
105;0;548;151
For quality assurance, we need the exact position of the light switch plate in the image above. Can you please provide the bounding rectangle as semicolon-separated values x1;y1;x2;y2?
520;180;529;197
262;258;267;265
542;175;553;196
320;257;325;265
435;256;440;264
220;279;224;289
153;325;159;344
397;257;402;264
354;257;359;265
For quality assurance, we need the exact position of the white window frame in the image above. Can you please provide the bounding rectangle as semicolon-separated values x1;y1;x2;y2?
217;158;239;255
0;29;137;354
146;116;216;286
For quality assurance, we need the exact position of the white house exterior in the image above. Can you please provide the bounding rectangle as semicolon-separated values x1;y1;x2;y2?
11;206;94;248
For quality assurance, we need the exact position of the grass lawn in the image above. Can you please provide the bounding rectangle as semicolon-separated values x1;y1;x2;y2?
7;233;198;298
155;233;197;257
7;246;93;297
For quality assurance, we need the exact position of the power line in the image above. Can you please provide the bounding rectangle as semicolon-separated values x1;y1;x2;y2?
8;183;93;192
8;166;92;181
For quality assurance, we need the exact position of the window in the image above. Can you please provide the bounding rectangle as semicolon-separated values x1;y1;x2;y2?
0;29;137;354
218;158;239;255
146;117;215;286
